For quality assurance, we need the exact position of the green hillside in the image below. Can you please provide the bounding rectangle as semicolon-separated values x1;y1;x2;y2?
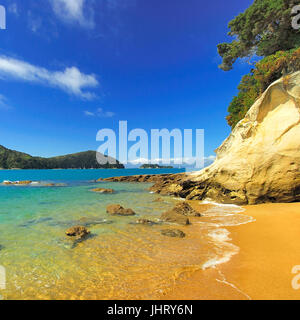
0;145;124;169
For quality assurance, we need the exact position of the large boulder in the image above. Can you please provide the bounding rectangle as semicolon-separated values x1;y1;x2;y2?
106;204;136;216
170;202;202;217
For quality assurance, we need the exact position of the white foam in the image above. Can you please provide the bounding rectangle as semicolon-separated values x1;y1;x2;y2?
202;248;239;270
208;228;231;242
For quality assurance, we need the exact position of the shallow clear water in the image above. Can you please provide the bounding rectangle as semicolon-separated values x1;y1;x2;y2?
0;169;253;300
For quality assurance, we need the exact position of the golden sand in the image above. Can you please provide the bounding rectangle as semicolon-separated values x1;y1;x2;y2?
162;202;300;300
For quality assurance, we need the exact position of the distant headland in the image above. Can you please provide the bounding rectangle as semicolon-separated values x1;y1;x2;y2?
139;164;174;169
0;145;124;170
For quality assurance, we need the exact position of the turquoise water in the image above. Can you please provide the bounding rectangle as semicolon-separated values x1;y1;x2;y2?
0;168;251;300
1;168;203;300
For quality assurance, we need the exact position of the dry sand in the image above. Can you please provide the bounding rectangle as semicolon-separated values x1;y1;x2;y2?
162;202;300;300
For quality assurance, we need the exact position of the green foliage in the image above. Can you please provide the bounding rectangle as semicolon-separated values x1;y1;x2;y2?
0;145;124;169
227;47;300;128
218;0;300;71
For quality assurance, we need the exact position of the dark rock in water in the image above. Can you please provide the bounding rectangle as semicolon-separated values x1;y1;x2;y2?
170;202;202;217
48;218;113;228
91;188;115;194
65;226;91;249
135;218;157;226
19;217;54;228
153;197;164;202
77;217;113;227
160;210;190;225
159;202;201;225
161;229;186;238
102;174;172;183
65;226;90;240
106;204;136;216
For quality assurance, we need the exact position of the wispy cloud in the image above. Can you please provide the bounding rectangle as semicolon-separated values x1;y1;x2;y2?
0;94;12;110
8;3;19;16
84;108;115;118
28;11;42;33
0;55;99;99
51;0;95;29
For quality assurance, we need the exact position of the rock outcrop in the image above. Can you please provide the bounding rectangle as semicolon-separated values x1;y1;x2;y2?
169;202;202;217
65;226;90;240
106;204;136;216
91;188;115;194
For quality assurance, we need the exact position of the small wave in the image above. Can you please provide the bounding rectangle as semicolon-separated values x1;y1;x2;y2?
202;249;239;270
208;228;231;242
200;201;254;270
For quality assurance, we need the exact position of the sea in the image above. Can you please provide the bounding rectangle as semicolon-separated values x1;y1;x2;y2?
0;169;254;300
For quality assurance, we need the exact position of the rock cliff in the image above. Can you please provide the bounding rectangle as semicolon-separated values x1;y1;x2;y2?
151;72;300;204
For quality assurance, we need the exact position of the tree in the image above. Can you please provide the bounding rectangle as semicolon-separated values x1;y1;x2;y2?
218;0;300;71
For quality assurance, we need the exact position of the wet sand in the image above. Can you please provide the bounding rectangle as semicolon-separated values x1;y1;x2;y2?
163;202;300;300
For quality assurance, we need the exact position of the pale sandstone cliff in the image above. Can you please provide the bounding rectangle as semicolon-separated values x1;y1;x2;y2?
150;71;300;204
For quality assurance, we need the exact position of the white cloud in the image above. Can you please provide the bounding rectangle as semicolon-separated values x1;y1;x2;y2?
84;110;95;116
0;55;99;99
51;0;94;29
129;156;216;166
84;108;115;118
0;94;12;110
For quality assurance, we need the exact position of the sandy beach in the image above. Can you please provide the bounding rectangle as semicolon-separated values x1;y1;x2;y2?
162;202;300;300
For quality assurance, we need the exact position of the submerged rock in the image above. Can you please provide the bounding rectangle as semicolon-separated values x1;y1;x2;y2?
106;204;136;216
77;217;113;227
19;217;54;228
153;197;164;202
161;229;186;238
91;188;115;194
135;218;157;226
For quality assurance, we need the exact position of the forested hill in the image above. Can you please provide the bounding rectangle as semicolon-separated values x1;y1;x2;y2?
0;145;124;169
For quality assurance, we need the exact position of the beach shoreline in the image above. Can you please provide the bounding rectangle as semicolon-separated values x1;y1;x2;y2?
162;202;300;300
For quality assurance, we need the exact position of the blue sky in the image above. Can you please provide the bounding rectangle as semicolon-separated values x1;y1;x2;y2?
0;0;253;163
